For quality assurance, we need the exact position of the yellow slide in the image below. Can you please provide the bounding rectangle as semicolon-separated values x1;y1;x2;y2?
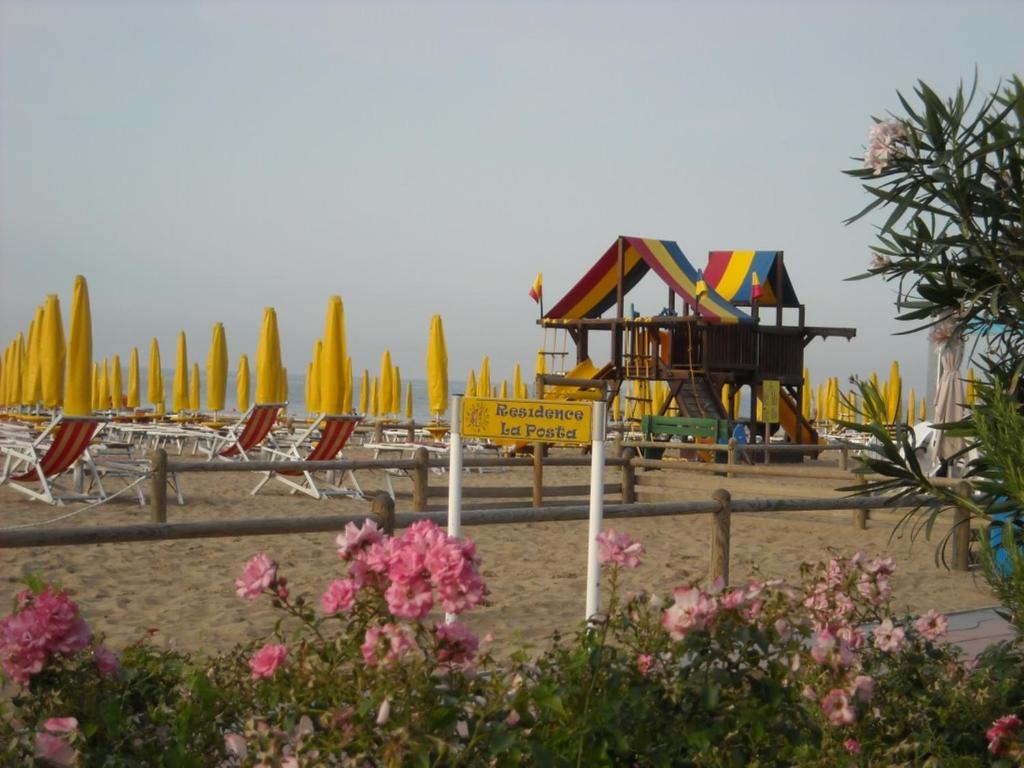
756;385;820;444
544;359;612;401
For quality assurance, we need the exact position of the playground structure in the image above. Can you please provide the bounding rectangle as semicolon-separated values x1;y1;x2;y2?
537;236;856;456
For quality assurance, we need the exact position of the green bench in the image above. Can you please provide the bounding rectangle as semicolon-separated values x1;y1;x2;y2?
640;415;732;462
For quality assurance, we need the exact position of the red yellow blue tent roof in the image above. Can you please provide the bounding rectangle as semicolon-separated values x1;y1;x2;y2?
703;251;800;307
544;237;752;324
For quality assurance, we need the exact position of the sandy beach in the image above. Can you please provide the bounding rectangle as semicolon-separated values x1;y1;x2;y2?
0;446;998;659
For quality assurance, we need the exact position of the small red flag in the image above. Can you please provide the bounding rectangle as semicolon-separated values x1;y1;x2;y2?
751;272;763;301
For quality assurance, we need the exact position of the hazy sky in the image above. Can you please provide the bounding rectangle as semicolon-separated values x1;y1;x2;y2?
1;0;1021;396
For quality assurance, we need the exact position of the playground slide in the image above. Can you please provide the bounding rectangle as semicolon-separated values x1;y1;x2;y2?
544;358;612;401
756;385;820;445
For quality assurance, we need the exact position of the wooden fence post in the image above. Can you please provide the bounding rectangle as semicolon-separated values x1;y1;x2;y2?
710;488;732;585
372;492;395;535
412;446;429;513
839;446;849;472
532;442;544;508
952;480;972;572
407;420;416;443
621;447;636;504
726;437;736;478
853;475;869;530
151;449;168;524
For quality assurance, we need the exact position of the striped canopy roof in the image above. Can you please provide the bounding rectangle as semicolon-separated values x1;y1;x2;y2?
545;237;751;324
703;251;800;307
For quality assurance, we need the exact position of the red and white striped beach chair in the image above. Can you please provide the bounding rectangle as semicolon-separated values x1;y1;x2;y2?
1;416;105;505
251;415;363;499
200;403;284;460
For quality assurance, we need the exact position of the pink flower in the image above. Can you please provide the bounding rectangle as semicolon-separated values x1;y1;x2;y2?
0;586;93;686
434;621;479;666
844;738;862;754
873;618;905;653
596;529;645;569
93;646;120;677
336;520;384;560
361;623;417;668
810;629;854;671
235;553;278;600
248;643;288;679
224;732;247;758
321;579;359;615
385;576;435;620
636;654;654;676
661;587;717;640
34;732;77;767
850;674;875;703
42;717;78;733
987;714;1023;756
864;120;907;175
914;609;949;641
820;688;857;726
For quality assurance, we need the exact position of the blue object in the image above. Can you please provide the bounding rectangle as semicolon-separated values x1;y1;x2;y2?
732;424;748;444
987;504;1021;577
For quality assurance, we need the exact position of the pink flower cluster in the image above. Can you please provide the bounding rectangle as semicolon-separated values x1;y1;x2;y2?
0;586;93;686
361;623;418;668
433;621;480;666
235;553;280;600
864;119;908;175
987;714;1023;756
334;520;487;620
596;529;644;569
661;586;718;639
35;716;78;767
249;643;288;680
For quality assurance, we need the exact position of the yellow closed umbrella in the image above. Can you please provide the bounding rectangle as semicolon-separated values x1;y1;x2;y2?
370;376;380;417
279;367;288;404
148;338;165;415
64;276;93;416
393;366;401;416
886;361;901;423
97;359;109;410
512;362;523;401
255;307;283;405
359;369;369;414
206;322;228;412
40;295;66;409
320;297;347;415
478;356;491;398
190;362;201;411
126;347;141;409
612;393;621;421
24;307;44;406
172;331;189;413
466;369;477;398
90;363;100;412
721;384;731;413
965;368;977;406
110;355;124;411
801;368;812;421
379;350;394;415
500;379;508;399
907;388;916;425
13;332;27;406
405;381;414;419
426;315;448;418
307;340;323;414
343;356;353;413
236;354;250;413
919;396;927;423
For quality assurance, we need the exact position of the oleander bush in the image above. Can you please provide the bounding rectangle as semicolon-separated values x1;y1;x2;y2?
3;522;1024;766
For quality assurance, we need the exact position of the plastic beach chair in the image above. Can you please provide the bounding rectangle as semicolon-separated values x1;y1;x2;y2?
0;416;105;505
251;415;363;499
199;403;284;460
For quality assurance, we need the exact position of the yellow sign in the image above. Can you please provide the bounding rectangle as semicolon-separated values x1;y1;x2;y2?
762;380;780;422
461;397;592;444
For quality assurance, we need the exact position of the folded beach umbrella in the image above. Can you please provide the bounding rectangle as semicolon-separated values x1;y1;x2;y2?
279;367;288;404
126;347;141;409
64;276;93;416
371;376;379;417
148;338;165;415
11;332;25;406
393;366;401;416
426;314;448;418
91;363;100;412
919;396;926;423
110;354;124;411
466;369;477;398
359;369;369;414
24;306;44;406
320;296;347;415
801;368;812;421
343;356;353;414
190;362;201;412
885;361;901;424
307;340;322;414
500;379;508;399
512;362;523;401
907;388;916;425
171;331;189;414
98;359;109;411
206;322;228;412
478;356;491;398
236;354;250;413
965;368;977;407
405;381;413;419
256;308;283;405
379;350;394;415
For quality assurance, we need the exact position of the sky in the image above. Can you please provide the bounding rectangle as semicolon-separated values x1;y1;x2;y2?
1;0;1021;400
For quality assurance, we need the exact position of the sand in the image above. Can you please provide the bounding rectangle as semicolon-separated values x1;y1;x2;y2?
0;444;998;659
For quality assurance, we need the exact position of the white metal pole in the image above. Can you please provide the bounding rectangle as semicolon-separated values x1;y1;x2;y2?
447;395;463;541
585;400;607;622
